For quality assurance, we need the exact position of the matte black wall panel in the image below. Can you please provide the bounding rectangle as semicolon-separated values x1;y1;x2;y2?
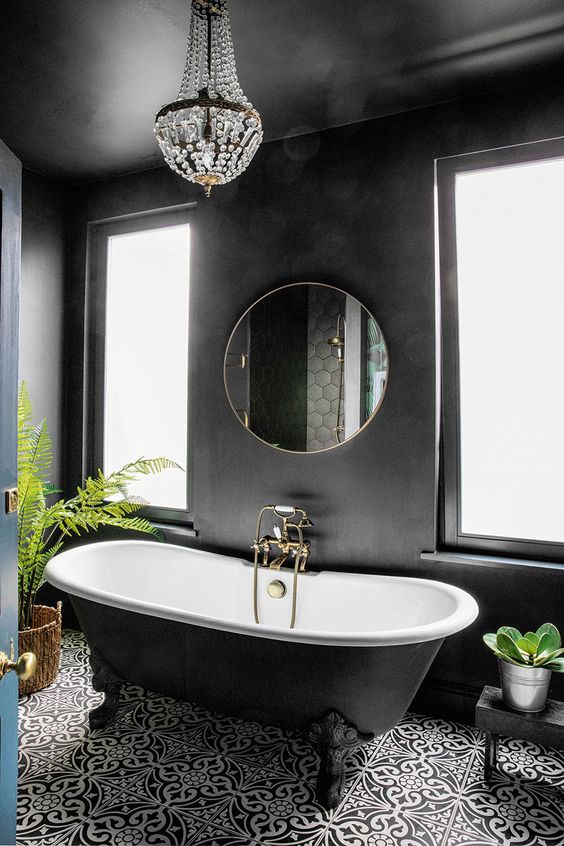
20;170;67;487
65;76;564;712
20;170;72;622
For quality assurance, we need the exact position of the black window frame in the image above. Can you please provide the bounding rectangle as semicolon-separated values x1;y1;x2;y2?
436;136;564;562
84;203;196;526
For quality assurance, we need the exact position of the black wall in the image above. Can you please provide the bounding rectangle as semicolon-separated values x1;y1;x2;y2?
20;170;67;487
64;76;564;719
249;286;308;451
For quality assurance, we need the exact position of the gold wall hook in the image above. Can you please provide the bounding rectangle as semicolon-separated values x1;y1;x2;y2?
225;352;247;369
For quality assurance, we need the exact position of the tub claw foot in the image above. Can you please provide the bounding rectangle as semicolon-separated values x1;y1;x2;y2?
89;647;125;729
307;710;374;810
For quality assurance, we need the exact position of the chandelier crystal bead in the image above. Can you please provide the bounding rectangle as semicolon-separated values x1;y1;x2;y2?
154;0;262;197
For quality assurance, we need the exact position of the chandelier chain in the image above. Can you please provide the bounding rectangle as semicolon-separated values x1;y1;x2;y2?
155;0;262;196
177;1;247;106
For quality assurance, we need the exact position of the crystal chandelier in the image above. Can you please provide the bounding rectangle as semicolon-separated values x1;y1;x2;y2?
154;0;262;197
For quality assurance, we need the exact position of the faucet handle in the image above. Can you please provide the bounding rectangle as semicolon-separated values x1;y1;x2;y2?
273;505;313;528
274;505;295;516
273;525;282;540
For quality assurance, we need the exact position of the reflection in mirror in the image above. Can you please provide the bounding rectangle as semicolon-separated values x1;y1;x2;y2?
224;283;388;452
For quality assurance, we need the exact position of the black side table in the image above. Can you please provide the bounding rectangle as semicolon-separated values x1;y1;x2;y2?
475;685;564;781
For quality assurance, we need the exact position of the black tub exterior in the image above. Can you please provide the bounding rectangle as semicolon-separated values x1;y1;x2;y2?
71;595;443;734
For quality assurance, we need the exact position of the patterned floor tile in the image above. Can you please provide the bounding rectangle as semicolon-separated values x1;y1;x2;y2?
60;629;89;649
213;769;328;845
18;748;37;781
16;630;564;846
188;711;289;766
266;731;320;781
349;747;466;827
267;729;376;790
115;692;210;742
19;681;102;723
450;769;564;845
129;746;258;820
383;712;480;769
58;635;91;669
118;682;149;709
442;830;497;845
321;797;449;846
65;794;206;845
51;664;92;692
185;822;263;845
17;757;117;845
45;725;178;789
473;734;564;788
18;701;91;755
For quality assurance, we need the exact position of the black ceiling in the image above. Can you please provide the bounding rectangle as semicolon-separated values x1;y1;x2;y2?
2;0;564;183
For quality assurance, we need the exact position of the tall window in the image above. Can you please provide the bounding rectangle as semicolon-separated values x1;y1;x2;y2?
87;206;193;520
437;138;564;560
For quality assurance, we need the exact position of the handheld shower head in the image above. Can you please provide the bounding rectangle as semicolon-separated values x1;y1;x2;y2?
327;313;345;359
327;335;344;349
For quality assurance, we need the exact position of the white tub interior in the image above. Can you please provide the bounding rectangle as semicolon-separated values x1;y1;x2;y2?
46;540;478;647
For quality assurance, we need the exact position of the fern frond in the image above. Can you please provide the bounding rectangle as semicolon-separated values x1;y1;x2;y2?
18;382;33;434
64;510;164;541
117;488;149;505
17;380;175;624
18;476;45;559
30;540;64;592
101;500;145;518
19;419;52;483
117;457;183;477
110;515;164;541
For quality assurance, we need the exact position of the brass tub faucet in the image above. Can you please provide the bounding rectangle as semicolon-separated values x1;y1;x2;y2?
251;505;313;628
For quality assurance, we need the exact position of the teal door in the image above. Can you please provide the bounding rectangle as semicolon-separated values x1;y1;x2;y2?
0;138;21;846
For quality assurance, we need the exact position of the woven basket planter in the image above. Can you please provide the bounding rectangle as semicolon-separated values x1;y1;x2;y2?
18;602;62;695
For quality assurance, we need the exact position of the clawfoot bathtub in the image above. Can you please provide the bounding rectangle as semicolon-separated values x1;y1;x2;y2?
46;540;478;808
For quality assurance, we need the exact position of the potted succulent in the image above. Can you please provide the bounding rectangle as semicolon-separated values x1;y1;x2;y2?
483;623;564;712
18;382;179;694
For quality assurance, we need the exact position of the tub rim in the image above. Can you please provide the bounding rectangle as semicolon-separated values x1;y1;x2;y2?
45;539;479;648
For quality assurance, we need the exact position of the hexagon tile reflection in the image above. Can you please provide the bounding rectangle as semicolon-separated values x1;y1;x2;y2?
307;286;346;451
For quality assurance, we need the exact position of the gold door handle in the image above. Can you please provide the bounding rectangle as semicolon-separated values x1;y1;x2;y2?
0;649;37;682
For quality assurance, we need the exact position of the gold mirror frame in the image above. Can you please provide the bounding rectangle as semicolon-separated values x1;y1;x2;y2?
223;282;389;454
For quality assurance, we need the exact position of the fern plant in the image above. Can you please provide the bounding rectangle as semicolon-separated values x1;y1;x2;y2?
18;382;180;630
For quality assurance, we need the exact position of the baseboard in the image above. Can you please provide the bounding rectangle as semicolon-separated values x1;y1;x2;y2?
411;676;483;725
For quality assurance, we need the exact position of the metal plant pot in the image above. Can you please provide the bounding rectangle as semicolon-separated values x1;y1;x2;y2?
498;658;551;712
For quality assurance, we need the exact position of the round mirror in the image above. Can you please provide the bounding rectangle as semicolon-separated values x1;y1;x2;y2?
224;283;388;452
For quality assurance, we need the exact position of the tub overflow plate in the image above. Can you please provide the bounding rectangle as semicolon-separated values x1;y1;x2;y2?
267;580;286;599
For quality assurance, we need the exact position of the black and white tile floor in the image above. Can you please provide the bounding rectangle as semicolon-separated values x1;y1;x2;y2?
17;631;564;845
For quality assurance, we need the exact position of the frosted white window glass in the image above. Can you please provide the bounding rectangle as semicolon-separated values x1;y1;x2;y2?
104;224;189;509
455;157;564;542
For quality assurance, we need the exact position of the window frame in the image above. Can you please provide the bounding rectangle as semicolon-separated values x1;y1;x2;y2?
84;203;196;526
436;136;564;562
